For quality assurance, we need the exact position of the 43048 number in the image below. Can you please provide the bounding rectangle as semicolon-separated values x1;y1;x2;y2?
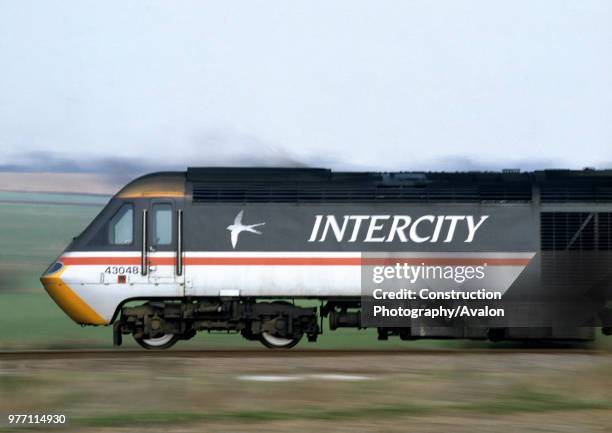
104;266;139;274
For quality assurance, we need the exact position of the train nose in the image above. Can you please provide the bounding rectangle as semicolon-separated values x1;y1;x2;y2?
40;261;106;325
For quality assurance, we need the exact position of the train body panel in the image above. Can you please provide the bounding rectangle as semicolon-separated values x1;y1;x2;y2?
182;251;533;297
44;252;183;323
39;168;612;346
44;250;534;323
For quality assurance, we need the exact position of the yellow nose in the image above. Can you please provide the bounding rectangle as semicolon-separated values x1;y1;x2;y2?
41;266;107;325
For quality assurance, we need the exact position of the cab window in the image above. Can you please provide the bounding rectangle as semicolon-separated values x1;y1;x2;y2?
153;203;172;246
108;204;134;245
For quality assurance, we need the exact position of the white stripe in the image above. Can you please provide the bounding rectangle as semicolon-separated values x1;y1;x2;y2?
62;251;140;257
186;251;362;258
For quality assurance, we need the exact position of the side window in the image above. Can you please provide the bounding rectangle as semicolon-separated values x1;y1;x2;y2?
153;203;173;246
108;204;134;245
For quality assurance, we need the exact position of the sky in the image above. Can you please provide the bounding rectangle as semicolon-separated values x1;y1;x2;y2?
0;0;611;174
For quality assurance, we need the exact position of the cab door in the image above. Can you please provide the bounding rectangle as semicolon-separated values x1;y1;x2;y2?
146;200;184;290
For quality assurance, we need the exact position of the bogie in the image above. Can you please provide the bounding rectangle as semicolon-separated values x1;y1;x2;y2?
114;299;319;350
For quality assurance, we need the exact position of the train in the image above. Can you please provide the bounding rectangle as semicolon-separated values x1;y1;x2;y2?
41;167;612;349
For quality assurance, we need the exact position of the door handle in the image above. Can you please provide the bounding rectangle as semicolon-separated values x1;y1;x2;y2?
176;209;183;276
141;210;148;276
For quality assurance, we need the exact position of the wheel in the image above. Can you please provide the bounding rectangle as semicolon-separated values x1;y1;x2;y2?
259;331;302;349
134;333;180;350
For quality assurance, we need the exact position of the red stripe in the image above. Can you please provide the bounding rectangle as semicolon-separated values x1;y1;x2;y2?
185;257;361;266
62;257;175;266
361;258;530;266
186;257;529;266
61;256;531;266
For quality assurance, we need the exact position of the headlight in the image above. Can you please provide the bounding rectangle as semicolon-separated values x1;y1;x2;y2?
43;262;64;276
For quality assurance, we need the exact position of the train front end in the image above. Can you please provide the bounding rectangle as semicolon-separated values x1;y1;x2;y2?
41;260;107;325
40;172;186;326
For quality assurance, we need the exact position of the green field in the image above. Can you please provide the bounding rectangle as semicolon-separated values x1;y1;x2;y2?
2;351;612;432
0;191;107;291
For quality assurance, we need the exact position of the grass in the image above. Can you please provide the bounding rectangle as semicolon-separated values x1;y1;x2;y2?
0;194;110;348
71;405;433;427
21;390;612;428
0;195;104;290
0;292;111;349
0;381;612;431
459;389;612;415
1;339;611;432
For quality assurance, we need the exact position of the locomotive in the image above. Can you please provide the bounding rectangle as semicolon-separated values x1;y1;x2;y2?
41;167;612;349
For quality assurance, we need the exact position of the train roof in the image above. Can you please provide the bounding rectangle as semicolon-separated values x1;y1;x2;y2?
186;167;612;182
116;172;185;199
115;167;612;203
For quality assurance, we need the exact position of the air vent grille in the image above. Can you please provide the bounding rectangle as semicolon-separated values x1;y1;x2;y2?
540;185;612;202
192;183;532;203
541;212;612;251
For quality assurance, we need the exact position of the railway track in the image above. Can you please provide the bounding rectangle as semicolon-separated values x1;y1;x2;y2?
0;348;606;360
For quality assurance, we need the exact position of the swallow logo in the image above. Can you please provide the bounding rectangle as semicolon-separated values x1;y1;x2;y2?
227;210;265;249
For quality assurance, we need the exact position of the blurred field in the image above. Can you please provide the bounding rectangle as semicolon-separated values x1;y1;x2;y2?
1;352;612;432
0;191;107;291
